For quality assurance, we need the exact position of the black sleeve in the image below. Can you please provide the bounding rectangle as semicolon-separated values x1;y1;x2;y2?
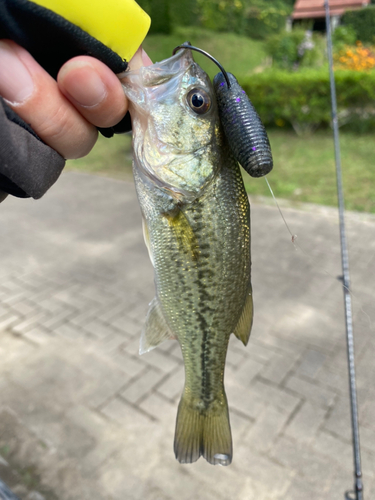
0;97;65;199
0;0;132;200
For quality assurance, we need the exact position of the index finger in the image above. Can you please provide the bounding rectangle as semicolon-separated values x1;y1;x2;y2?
57;47;153;129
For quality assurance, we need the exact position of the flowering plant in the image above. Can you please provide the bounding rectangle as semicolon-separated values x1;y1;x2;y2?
334;42;375;71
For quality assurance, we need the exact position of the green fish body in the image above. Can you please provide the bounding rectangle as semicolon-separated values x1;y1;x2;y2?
123;48;253;466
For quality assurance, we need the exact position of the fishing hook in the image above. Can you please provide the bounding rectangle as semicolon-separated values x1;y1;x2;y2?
172;43;231;88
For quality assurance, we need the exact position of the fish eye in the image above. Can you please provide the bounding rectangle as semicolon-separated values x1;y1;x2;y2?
187;88;211;114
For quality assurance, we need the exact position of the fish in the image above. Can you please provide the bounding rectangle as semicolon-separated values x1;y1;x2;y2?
122;47;253;466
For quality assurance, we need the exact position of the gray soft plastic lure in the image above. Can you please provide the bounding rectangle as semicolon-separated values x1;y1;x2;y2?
173;43;273;178
213;72;273;177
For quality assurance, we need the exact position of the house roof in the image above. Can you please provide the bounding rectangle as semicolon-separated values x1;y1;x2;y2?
292;0;369;19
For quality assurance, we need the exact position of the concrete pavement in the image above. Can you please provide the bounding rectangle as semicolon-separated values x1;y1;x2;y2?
0;172;374;500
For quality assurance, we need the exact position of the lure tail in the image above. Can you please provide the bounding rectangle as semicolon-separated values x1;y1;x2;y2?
174;391;232;466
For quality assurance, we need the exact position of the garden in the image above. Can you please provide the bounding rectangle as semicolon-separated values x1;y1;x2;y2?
67;0;375;213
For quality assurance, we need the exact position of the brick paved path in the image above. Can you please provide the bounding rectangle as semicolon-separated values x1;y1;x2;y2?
0;173;374;500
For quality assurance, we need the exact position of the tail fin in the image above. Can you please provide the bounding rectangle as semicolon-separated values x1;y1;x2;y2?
174;392;232;466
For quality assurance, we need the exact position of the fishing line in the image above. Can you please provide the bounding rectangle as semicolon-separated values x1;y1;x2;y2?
263;176;373;331
264;176;297;248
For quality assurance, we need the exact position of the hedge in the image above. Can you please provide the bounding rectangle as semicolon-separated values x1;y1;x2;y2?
342;6;375;44
238;69;375;134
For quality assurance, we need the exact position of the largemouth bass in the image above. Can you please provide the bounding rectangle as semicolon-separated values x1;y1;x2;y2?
123;47;253;466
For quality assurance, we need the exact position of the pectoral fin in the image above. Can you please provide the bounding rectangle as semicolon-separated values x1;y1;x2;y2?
165;209;200;261
233;283;253;346
140;297;175;354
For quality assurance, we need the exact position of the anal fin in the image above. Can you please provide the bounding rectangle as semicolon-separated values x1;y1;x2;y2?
142;216;154;266
233;283;253;346
140;297;175;354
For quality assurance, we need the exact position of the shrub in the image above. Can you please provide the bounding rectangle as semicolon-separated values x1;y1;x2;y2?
332;25;357;49
243;0;292;40
266;29;326;69
238;69;375;134
341;6;375;44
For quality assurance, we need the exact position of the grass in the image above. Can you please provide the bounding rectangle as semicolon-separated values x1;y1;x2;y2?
244;129;375;213
142;27;268;80
66;129;375;214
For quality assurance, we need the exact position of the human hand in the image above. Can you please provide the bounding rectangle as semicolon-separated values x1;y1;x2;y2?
0;40;152;159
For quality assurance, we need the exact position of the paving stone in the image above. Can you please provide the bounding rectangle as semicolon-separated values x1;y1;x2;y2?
246;340;276;362
8;299;39;317
284;477;320;500
167;341;183;360
315;366;350;394
101;397;151;425
92;333;128;355
156;365;184;401
232;357;265;388
359;391;375;430
245;405;290;453
312;430;353;471
324;396;352;441
53;322;85;340
36;296;74;314
285;400;327;444
0;332;37;365
138;392;176;421
0;314;21;331
155;338;176;353
0;175;374;500
120;368;166;404
11;311;51;335
285;375;336;408
141;347;180;373
38;308;75;329
81;318;117;340
231;410;254;441
260;351;298;385
110;350;146;379
258;331;305;356
226;345;246;368
97;302;128;322
360;447;375;479
119;315;143;337
0;304;9;319
296;348;327;378
250;378;302;415
16;272;48;288
53;287;99;310
225;377;266;420
272;435;336;489
233;447;293;499
22;327;53;345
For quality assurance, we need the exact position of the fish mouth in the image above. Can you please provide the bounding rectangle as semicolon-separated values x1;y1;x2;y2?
120;45;194;83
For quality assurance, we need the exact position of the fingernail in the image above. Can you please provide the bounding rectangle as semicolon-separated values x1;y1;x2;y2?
142;48;153;66
59;62;107;107
0;41;34;103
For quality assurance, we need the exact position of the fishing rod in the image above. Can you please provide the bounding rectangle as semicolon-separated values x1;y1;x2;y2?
324;1;364;499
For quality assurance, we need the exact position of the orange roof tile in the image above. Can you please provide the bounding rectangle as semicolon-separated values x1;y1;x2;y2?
292;0;369;19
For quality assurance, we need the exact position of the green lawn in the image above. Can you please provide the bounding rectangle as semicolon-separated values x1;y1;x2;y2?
66;129;375;214
245;130;375;213
142;27;268;80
